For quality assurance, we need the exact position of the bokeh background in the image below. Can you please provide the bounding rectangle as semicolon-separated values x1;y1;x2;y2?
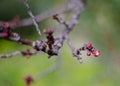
0;0;120;86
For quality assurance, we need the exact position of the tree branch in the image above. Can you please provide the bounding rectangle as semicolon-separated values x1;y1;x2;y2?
0;0;72;29
23;0;42;40
0;0;100;61
52;0;84;63
34;54;61;82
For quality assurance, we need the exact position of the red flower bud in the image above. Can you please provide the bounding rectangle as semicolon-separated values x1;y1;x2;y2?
87;43;93;49
93;50;100;57
26;54;30;59
87;51;91;56
1;32;8;38
24;76;33;86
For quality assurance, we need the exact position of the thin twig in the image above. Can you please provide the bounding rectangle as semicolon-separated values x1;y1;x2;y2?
23;0;42;40
65;35;83;63
0;0;74;28
52;0;84;63
0;51;21;58
0;50;43;59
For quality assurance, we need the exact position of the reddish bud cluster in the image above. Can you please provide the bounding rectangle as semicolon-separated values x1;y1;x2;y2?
87;51;91;56
24;76;33;86
43;29;54;50
0;22;10;38
86;43;100;57
87;43;93;50
93;50;100;57
1;32;8;38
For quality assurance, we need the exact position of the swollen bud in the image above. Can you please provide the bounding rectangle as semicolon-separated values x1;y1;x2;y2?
24;76;33;86
87;43;93;49
1;32;8;38
26;54;31;59
87;51;91;56
93;50;100;57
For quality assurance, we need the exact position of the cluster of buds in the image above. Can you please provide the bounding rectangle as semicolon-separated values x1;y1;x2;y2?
31;29;56;58
43;29;55;58
0;16;19;38
0;22;10;38
43;29;54;50
33;40;47;52
78;43;100;58
0;22;20;41
86;43;100;57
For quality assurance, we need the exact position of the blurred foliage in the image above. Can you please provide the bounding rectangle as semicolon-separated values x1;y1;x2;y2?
0;0;120;86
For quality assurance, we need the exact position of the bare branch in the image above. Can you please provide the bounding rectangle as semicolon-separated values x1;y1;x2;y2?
65;35;83;63
0;51;21;59
0;50;42;59
23;0;42;40
0;0;82;29
52;0;84;63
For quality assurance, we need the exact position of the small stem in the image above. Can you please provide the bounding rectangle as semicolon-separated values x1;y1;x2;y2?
0;51;21;58
0;50;43;59
23;0;42;40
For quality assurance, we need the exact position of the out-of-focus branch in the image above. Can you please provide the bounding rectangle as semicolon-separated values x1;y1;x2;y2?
53;0;84;63
0;49;42;59
34;54;61;82
0;51;21;58
0;0;73;28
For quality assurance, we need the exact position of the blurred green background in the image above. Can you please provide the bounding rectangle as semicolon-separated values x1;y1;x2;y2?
0;0;120;86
